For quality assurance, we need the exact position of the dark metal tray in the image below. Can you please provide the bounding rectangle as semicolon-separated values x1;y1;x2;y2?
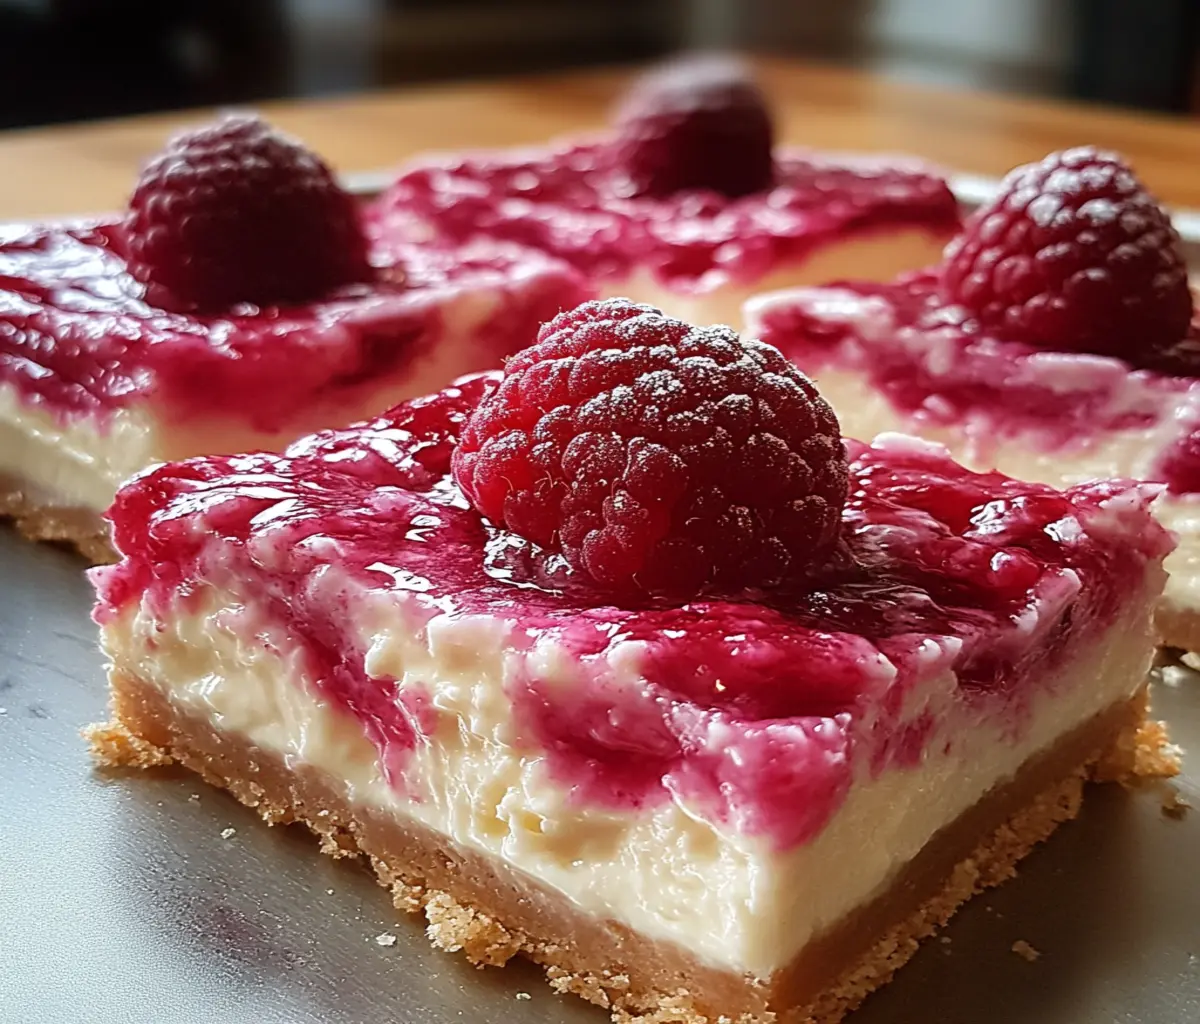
3;170;1200;1022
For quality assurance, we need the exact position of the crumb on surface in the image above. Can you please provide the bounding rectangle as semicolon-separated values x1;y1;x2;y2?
515;992;532;1001
188;793;200;802
938;936;951;945
1011;940;1040;963
220;827;236;839
375;932;398;947
1161;788;1191;819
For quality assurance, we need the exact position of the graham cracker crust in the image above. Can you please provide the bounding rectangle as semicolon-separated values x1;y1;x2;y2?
89;675;1175;1024
0;472;115;564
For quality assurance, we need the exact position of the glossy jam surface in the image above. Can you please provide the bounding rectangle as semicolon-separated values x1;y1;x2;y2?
94;375;1168;848
374;141;959;290
756;273;1200;494
0;219;582;431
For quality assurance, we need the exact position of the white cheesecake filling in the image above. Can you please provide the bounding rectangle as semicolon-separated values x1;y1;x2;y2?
789;367;1200;625
0;286;516;516
102;570;1158;978
601;228;948;330
0;384;159;512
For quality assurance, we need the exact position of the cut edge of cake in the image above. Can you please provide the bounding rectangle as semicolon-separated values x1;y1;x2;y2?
87;671;1177;1024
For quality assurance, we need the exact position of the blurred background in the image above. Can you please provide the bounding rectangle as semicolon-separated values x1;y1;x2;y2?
0;0;1197;130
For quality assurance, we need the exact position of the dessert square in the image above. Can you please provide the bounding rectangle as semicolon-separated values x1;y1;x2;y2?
371;58;959;330
746;147;1200;651
0;117;588;562
90;303;1175;1023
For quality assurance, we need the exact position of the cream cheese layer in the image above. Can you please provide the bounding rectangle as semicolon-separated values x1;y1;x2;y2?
101;572;1159;978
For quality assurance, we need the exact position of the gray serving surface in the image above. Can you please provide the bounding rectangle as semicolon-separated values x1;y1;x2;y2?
2;528;1199;1023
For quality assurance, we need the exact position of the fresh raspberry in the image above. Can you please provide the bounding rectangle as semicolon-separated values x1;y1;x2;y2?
940;147;1193;363
452;299;847;597
613;56;774;200
125;113;371;312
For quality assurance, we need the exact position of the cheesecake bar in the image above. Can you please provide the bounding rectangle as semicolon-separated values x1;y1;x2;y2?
372;57;958;329
91;300;1175;1023
0;114;587;562
746;147;1200;650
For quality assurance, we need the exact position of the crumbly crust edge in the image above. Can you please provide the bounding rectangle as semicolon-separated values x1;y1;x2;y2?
0;476;115;564
87;684;1175;1024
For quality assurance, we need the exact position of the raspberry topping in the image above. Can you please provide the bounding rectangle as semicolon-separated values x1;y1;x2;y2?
451;298;847;597
940;147;1193;364
613;56;775;199
125;113;371;312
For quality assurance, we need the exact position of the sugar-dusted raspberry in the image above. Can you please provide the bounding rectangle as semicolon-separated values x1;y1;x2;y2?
452;298;847;597
125;113;371;312
613;55;774;200
940;147;1193;363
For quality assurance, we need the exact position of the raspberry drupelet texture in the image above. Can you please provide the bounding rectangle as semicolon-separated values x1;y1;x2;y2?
125;113;371;312
452;299;848;597
939;146;1193;364
613;55;775;200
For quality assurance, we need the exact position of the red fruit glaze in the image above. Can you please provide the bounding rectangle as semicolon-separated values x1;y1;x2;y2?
753;273;1200;495
93;374;1170;850
452;299;846;596
0;220;589;433
613;55;774;199
373;142;959;290
940;147;1193;363
1155;412;1200;494
126;114;371;312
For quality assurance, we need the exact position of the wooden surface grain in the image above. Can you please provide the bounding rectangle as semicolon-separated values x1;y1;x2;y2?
1;57;1199;220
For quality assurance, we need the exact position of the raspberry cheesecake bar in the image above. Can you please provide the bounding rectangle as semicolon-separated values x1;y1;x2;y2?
91;300;1175;1023
746;147;1200;651
372;57;959;329
0;114;587;562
